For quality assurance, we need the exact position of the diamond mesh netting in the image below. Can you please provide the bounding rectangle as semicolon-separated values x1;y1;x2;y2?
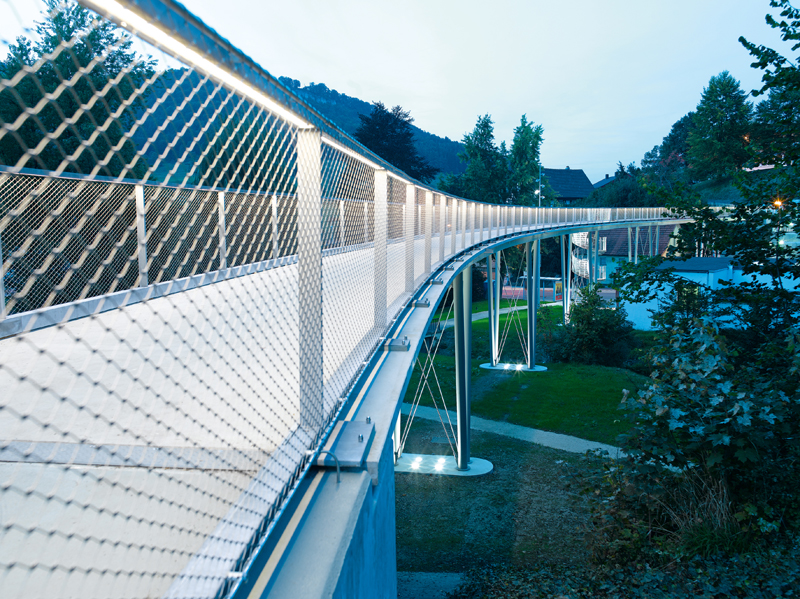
0;0;667;597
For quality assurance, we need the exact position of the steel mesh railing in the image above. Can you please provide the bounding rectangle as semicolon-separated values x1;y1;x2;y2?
0;1;673;597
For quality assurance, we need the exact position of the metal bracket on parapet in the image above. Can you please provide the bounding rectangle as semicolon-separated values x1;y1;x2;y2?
385;336;410;351
312;420;376;474
431;277;444;285
413;298;430;308
443;265;455;271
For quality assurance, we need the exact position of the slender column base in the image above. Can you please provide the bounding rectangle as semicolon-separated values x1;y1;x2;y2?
453;266;472;471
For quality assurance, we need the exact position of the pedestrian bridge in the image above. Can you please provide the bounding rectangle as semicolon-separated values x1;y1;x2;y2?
0;0;686;597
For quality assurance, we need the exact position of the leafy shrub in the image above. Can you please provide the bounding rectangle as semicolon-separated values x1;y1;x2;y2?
544;284;635;367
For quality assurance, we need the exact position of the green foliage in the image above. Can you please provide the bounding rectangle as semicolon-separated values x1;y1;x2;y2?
507;115;544;206
354;101;438;182
546;284;635;367
687;71;753;181
441;114;508;203
439;114;555;205
0;0;155;177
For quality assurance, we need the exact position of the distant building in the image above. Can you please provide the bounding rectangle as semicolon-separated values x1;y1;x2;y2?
572;224;680;284
543;167;594;205
593;173;617;189
602;224;680;279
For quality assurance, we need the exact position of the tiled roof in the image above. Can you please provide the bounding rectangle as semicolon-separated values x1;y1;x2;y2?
543;167;594;200
593;174;617;189
602;224;680;257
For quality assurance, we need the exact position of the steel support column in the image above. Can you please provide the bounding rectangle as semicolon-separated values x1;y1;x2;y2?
526;241;539;369
627;227;632;262
634;226;640;265
560;234;568;325
655;224;660;257
453;266;472;470
488;253;501;366
593;229;600;282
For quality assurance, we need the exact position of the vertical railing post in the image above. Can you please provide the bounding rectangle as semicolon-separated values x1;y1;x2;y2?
450;198;457;255
470;203;476;246
297;128;323;431
0;229;6;321
363;201;369;246
460;200;467;250
272;195;281;260
453;265;472;470
405;184;415;292
374;170;388;330
424;190;433;275
338;199;346;248
134;184;149;287
217;191;227;270
439;194;446;263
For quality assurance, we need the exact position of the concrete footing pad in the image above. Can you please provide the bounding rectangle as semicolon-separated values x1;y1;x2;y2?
394;453;493;476
479;363;548;372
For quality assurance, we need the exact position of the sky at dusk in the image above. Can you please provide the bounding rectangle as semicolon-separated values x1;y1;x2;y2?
176;0;794;183
1;0;795;183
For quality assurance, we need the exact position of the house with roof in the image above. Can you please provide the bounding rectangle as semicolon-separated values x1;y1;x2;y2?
543;167;594;205
602;224;680;280
572;224;680;285
593;173;618;189
620;255;800;330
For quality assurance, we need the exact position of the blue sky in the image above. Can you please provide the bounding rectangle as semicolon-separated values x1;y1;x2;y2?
2;0;794;183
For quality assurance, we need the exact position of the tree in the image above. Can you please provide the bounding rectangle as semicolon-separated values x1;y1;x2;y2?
507;115;544;206
0;0;155;178
687;71;753;181
354;101;438;182
441;114;554;206
582;162;656;207
441;114;509;203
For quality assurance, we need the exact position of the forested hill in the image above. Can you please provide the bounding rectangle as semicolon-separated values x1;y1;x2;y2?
279;78;466;177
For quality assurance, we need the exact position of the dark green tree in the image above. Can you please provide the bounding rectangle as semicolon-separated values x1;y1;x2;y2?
507;115;544;206
441;114;508;203
687;71;753;181
0;0;155;177
582;161;657;207
354;101;438;182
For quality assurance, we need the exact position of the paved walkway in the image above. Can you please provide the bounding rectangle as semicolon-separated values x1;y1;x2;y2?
400;403;624;458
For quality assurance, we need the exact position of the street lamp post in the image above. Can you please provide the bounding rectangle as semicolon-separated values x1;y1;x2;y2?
537;163;542;208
